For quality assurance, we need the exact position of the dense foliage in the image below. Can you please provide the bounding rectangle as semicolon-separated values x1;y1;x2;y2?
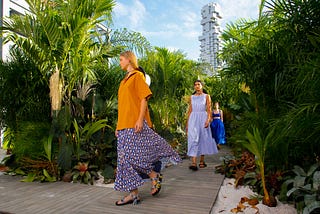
1;0;319;211
0;0;204;184
219;0;320;210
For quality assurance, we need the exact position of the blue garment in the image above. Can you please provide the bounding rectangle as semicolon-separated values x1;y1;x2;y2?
187;94;218;156
210;111;226;145
114;122;182;192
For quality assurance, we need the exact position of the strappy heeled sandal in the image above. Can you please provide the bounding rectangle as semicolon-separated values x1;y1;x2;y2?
199;162;207;168
150;173;162;196
115;193;140;206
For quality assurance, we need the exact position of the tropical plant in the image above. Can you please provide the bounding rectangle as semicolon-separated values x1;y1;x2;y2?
12;121;51;161
0;0;155;184
72;162;99;185
215;151;256;186
240;127;277;207
221;0;320;174
280;164;320;213
0;48;51;130
3;133;59;183
139;48;197;137
1;0;115;116
72;118;111;161
43;134;58;177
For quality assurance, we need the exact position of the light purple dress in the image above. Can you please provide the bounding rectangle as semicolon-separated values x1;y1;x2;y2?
187;94;218;157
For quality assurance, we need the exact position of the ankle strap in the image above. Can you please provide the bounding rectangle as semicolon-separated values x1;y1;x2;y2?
130;193;139;199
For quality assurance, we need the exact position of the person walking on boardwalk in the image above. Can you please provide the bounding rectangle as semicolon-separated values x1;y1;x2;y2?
114;51;182;206
210;102;226;149
186;80;218;171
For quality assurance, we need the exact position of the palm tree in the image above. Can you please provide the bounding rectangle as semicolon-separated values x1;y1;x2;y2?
137;48;200;135
221;0;320;193
1;0;115;116
241;127;277;207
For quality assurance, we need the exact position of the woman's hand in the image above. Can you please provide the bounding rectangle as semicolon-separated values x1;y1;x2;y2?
115;130;118;137
135;119;144;133
204;121;210;128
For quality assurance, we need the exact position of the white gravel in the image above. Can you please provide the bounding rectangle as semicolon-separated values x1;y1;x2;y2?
211;178;297;214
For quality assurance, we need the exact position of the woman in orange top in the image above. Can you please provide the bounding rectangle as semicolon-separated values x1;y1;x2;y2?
114;51;181;206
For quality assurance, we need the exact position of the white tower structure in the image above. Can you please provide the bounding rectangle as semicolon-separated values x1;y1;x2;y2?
0;0;29;61
199;2;222;74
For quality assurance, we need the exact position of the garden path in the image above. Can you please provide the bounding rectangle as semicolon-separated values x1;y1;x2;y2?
0;147;230;214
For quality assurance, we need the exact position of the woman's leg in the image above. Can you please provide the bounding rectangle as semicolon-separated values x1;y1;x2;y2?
192;156;197;166
199;155;207;168
200;155;204;163
148;170;162;196
189;156;198;171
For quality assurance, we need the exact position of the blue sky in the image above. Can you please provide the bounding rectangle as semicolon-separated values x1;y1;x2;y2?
112;0;261;60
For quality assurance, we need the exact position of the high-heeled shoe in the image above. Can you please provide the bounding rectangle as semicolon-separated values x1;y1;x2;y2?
150;173;162;196
115;193;140;206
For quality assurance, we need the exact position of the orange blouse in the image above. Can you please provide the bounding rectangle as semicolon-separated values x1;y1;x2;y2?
116;70;153;130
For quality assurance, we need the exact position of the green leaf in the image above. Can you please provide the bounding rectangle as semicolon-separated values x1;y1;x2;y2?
90;171;99;179
244;171;257;179
307;164;319;177
286;187;298;197
85;171;91;181
58;139;73;170
313;171;320;190
303;201;320;214
304;194;316;206
293;165;307;177
88;165;98;170
15;168;27;176
73;119;80;143
82;119;109;142
43;135;53;162
72;172;80;183
83;171;91;184
101;165;114;179
21;173;36;182
43;169;56;182
301;184;312;191
293;176;306;188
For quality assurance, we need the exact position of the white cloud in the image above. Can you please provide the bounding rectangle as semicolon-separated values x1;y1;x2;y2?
113;0;147;29
113;0;261;61
113;2;126;16
181;11;198;29
141;30;176;40
131;0;146;28
165;23;181;31
217;0;260;26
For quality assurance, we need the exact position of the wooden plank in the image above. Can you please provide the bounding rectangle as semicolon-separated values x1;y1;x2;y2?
0;147;230;214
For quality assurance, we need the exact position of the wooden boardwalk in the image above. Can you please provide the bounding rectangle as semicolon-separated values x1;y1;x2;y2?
0;147;230;214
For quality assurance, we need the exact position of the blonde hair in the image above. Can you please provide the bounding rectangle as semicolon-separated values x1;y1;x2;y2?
120;51;139;70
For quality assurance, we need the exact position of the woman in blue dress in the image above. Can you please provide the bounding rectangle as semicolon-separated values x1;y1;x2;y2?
186;80;218;171
210;102;226;149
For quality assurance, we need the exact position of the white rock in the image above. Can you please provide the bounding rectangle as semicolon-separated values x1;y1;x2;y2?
211;178;297;214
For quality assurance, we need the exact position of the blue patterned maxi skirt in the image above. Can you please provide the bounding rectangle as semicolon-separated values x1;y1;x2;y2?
114;122;182;192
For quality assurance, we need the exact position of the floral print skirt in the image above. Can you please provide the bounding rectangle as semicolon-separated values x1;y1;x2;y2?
114;122;182;192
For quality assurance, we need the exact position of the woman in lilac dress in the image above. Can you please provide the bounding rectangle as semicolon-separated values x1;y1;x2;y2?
210;102;226;149
186;80;218;171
